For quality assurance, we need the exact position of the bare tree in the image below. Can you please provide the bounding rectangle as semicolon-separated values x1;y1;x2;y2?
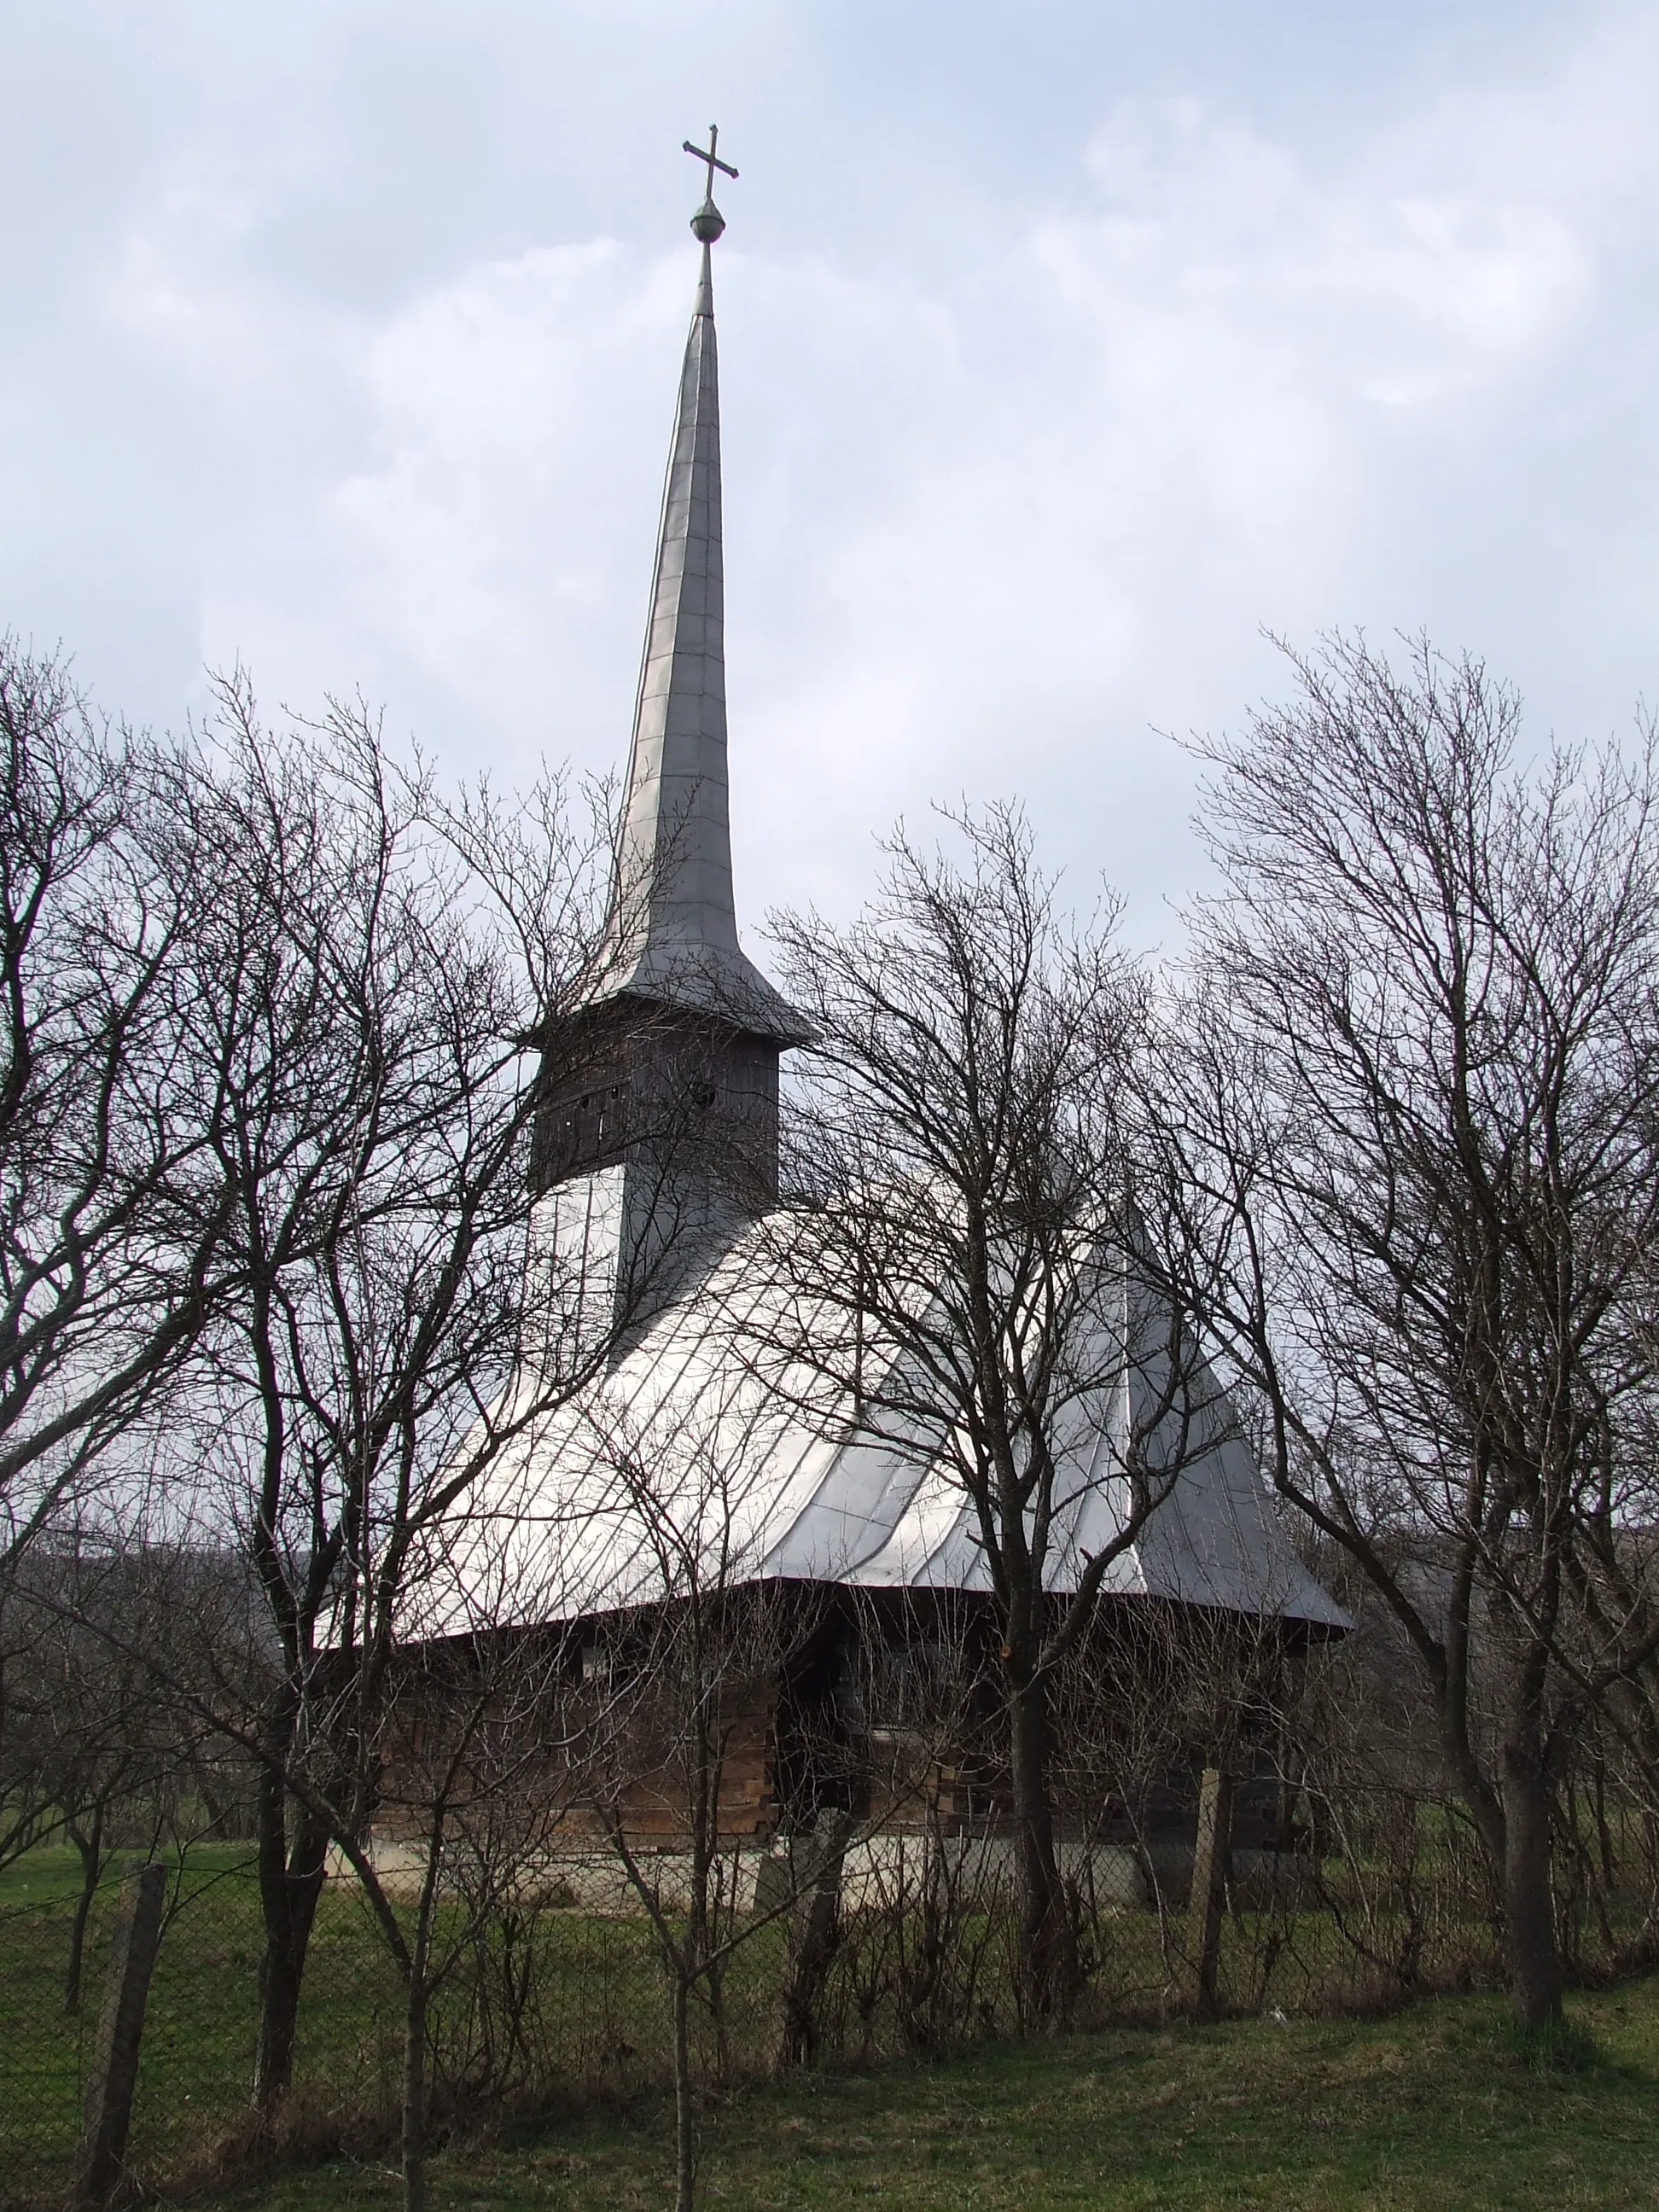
9;1538;217;2009
132;1516;589;2212
763;806;1204;2029
138;675;637;2110
0;642;222;1569
569;1406;816;2212
1150;632;1659;2026
326;1615;580;2212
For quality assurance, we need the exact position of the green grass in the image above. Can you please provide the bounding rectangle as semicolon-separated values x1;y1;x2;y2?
208;1976;1659;2212
0;1845;403;2209
0;1843;102;1907
5;1837;1656;2211
0;1846;685;2209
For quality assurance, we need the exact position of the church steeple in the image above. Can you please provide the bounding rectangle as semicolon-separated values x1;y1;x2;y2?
598;131;803;1045
533;134;802;1220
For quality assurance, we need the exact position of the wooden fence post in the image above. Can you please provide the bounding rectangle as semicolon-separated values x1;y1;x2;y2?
75;1860;167;2209
1187;1766;1233;2021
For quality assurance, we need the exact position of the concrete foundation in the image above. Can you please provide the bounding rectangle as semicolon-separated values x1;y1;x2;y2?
341;1831;1318;1917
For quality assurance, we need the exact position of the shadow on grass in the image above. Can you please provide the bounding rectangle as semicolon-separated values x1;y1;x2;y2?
1506;2011;1601;2074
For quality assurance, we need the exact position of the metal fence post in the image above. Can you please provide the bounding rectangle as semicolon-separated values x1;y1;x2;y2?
74;1860;167;2209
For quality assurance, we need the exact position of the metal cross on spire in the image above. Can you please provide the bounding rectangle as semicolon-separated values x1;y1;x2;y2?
684;125;737;196
683;125;736;243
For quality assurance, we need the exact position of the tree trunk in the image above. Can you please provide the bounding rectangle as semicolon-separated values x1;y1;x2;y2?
1501;1736;1563;2028
64;1807;105;2015
402;1969;428;2212
253;1783;329;2110
1007;1663;1074;2031
672;1970;695;2212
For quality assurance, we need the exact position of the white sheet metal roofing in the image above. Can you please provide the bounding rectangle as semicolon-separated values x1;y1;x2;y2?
425;1169;1348;1638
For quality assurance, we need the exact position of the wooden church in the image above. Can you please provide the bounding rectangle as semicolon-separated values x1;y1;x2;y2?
423;143;1345;1871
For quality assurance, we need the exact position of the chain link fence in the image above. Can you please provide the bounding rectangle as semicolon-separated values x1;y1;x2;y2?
3;1787;1656;2212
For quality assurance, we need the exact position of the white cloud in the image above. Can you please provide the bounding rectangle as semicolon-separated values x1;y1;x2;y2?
732;32;1653;933
4;0;1658;947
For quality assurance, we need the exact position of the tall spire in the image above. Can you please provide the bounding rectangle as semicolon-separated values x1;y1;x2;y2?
600;129;803;1044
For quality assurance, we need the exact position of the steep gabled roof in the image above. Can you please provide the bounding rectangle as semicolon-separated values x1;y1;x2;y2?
427;1185;1348;1637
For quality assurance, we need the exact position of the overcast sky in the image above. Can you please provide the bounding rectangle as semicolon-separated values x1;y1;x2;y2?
3;0;1655;944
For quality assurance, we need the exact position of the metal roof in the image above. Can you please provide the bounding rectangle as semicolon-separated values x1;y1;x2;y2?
593;237;806;1045
424;1173;1348;1637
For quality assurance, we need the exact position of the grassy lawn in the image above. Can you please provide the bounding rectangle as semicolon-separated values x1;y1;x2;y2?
7;1842;1656;2210
208;1976;1659;2212
0;1846;405;2209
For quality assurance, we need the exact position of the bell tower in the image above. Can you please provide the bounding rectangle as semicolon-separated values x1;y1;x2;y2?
530;132;807;1331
